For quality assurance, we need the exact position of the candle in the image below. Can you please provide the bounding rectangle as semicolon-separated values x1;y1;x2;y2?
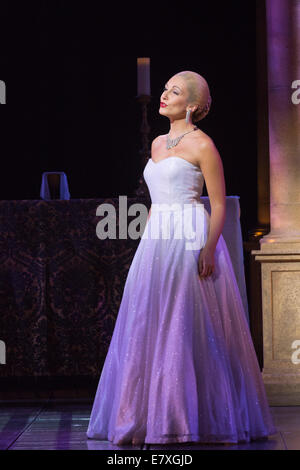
137;58;150;96
0;80;6;104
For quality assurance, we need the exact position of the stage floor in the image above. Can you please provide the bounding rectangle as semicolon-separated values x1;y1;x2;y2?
0;401;298;450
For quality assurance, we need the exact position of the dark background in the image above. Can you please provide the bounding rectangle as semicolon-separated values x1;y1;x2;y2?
0;0;258;239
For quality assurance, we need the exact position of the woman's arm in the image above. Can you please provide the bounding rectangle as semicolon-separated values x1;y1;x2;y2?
145;135;161;222
197;138;226;252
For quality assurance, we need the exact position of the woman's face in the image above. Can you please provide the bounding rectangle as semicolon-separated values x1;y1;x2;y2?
159;75;191;120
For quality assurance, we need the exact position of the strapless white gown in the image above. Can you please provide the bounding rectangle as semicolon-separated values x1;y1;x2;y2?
86;156;277;445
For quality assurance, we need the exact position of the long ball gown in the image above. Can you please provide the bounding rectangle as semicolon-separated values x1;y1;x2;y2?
86;155;277;445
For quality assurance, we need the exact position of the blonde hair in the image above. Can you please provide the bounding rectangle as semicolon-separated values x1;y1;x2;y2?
174;71;212;123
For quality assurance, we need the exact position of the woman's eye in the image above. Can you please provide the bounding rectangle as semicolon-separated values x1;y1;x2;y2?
163;87;178;95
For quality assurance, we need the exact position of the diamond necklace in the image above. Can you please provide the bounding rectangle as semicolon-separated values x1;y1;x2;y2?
166;126;198;150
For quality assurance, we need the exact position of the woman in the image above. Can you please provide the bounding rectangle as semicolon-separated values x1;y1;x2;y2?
86;71;277;446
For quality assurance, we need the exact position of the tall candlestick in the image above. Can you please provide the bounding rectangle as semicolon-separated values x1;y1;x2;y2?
137;58;151;96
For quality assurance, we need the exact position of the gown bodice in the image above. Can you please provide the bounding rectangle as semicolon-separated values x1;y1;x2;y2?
143;156;204;207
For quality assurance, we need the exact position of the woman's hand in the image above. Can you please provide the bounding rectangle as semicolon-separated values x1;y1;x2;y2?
198;245;215;279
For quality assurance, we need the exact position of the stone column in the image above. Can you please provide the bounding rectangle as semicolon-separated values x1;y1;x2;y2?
252;0;300;405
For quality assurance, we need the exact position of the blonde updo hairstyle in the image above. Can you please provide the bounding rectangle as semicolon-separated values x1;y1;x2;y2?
174;71;212;124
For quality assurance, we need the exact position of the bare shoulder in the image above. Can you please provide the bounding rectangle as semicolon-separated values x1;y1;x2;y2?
193;131;226;204
193;131;223;169
151;134;165;148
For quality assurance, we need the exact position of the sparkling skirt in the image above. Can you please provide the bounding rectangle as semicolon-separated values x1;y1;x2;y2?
86;203;277;445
